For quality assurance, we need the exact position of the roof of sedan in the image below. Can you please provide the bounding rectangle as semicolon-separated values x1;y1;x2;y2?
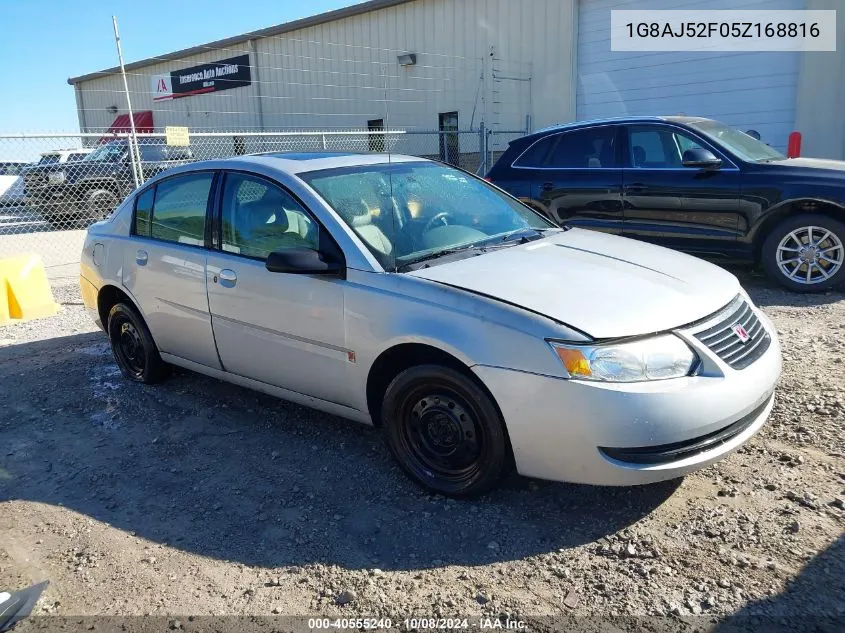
221;152;428;173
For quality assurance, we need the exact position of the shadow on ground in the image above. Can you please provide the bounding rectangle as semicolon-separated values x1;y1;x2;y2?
714;535;845;631
0;332;679;571
728;264;845;308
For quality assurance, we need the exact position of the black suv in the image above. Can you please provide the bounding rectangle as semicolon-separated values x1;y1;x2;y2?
487;116;845;292
22;139;193;228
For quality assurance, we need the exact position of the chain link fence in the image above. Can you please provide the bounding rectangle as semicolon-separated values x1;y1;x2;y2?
0;127;526;273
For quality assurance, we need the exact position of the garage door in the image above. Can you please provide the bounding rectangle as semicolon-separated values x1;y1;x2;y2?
576;0;803;152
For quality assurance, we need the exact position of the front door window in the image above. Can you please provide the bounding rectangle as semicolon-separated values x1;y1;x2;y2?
220;173;318;260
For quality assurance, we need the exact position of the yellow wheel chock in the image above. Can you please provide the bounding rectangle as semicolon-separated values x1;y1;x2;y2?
0;253;59;325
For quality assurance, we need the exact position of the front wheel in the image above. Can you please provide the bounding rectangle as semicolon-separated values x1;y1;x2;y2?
107;303;170;384
761;214;845;292
81;189;120;227
381;365;512;497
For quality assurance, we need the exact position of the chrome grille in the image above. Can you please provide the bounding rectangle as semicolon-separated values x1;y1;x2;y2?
693;296;771;370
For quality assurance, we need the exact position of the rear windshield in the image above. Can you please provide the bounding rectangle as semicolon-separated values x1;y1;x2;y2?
38;154;61;165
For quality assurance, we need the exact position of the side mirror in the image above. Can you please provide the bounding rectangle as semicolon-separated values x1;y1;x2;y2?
682;148;722;170
265;248;342;275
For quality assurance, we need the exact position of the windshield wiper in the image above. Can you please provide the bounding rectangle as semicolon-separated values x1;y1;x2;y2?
498;226;560;243
397;243;488;271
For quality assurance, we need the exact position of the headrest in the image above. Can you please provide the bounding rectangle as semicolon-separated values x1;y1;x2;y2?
334;198;372;228
632;145;646;166
240;187;289;232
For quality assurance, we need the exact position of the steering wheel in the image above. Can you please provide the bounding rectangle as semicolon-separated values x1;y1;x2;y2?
423;212;454;233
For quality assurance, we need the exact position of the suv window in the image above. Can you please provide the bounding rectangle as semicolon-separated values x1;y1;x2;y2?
66;153;88;163
546;127;617;168
628;126;705;168
139;144;167;162
0;163;24;176
220;173;318;260
513;135;557;168
149;173;213;246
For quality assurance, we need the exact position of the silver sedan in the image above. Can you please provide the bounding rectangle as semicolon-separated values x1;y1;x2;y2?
80;153;781;496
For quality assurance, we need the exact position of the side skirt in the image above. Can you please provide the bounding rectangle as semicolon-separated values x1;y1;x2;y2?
159;352;373;426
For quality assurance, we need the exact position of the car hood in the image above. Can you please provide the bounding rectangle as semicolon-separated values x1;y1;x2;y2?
780;157;845;172
408;228;740;338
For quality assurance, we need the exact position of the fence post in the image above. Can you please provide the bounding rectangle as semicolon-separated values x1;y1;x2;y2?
321;134;327;150
478;123;487;175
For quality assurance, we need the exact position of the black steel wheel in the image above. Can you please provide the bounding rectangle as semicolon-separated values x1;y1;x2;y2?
382;365;511;497
107;302;170;384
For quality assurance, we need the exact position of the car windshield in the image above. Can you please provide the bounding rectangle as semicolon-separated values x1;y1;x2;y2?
84;142;126;163
687;120;786;162
301;161;556;270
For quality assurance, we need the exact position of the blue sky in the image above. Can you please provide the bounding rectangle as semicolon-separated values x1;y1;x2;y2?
0;0;363;132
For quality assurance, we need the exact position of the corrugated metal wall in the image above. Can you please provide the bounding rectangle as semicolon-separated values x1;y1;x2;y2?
576;0;804;153
73;0;577;134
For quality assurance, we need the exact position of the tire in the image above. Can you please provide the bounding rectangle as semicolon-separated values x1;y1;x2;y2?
107;303;170;384
381;365;512;497
82;189;120;227
761;214;845;292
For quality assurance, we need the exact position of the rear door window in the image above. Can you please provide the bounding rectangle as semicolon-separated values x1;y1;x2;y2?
546;127;618;168
133;187;155;237
148;173;214;246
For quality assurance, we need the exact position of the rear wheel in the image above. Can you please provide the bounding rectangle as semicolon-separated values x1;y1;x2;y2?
381;365;511;497
762;214;845;292
107;303;170;384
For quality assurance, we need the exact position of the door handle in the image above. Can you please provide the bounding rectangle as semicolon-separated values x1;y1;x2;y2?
624;183;648;193
135;250;148;266
217;269;237;287
541;182;554;191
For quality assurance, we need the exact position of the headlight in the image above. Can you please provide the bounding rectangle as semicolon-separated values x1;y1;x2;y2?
549;335;698;382
47;171;66;184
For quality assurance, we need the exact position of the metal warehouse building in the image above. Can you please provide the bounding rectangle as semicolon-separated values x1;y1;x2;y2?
69;0;845;159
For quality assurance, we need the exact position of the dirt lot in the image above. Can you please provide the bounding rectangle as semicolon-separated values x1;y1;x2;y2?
0;268;843;631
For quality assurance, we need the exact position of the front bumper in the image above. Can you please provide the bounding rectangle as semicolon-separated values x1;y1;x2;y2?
473;311;781;486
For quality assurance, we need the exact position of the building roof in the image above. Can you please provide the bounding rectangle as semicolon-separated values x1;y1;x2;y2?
68;0;415;85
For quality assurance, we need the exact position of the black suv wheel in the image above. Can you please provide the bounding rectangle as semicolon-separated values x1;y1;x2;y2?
762;214;845;292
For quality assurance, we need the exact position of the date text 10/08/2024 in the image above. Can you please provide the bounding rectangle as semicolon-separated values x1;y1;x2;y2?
307;618;528;630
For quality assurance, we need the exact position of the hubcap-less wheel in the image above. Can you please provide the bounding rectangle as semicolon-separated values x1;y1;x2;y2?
406;393;482;481
776;225;844;285
116;320;146;375
107;303;170;384
383;365;511;496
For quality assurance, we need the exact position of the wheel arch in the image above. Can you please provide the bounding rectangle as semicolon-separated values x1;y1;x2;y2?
751;198;845;262
365;342;506;434
97;283;141;330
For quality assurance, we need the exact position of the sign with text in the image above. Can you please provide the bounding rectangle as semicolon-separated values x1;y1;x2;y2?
165;126;190;147
169;54;251;98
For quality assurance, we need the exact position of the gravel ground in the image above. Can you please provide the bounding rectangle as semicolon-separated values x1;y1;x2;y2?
0;268;843;631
